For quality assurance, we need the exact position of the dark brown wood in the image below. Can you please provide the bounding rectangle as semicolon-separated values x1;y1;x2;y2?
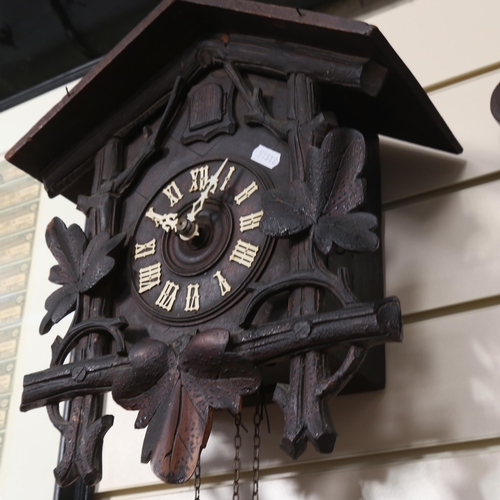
9;0;464;490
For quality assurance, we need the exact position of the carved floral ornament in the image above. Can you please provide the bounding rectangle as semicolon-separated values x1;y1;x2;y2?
6;0;462;494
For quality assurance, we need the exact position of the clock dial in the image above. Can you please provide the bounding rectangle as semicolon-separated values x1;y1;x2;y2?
130;158;273;324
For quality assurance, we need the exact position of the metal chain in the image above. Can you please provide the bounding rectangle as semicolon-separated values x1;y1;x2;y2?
194;456;201;500
252;401;262;500
233;412;242;500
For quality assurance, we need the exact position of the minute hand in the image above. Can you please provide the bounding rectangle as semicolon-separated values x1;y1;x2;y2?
186;158;229;223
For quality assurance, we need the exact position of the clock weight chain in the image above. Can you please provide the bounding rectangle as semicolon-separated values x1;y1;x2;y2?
232;412;242;500
194;458;201;500
252;399;263;500
194;399;263;500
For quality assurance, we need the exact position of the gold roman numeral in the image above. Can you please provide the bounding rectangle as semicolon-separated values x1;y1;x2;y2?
138;262;162;293
155;280;180;311
134;238;156;259
219;165;235;191
162;181;183;207
234;181;258;205
213;270;231;296
230;240;259;268
185;283;200;311
239;210;264;232
189;166;209;192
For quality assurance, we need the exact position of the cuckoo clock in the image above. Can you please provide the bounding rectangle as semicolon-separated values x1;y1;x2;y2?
6;0;461;495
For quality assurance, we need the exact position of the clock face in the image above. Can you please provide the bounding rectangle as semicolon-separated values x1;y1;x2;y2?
130;158;273;324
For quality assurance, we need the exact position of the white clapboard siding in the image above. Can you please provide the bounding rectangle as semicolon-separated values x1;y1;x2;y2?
95;445;500;500
97;304;500;492
358;0;500;88
385;179;500;315
381;69;500;204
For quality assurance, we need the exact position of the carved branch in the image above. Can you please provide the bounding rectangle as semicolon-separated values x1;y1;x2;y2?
22;297;402;411
49;397;114;487
273;346;367;458
242;266;358;328
93;76;186;198
236;296;401;363
197;38;387;97
224;62;290;140
47;137;128;489
273;352;335;457
316;345;367;399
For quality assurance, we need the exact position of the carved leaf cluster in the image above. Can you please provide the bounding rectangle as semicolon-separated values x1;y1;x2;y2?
40;217;125;335
113;330;260;484
261;128;378;254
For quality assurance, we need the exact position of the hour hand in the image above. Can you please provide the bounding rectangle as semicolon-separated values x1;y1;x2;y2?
145;207;178;233
186;189;209;223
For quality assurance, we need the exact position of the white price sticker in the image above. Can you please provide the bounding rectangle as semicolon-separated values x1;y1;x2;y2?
251;145;281;169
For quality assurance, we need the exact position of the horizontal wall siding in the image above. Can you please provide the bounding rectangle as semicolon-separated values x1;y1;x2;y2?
381;70;500;204
358;0;500;88
385;179;500;315
96;446;500;500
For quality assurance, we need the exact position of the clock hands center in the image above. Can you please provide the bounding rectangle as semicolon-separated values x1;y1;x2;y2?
145;206;204;245
145;159;230;244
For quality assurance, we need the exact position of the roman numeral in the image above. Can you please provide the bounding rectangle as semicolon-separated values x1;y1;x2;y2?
134;238;156;259
138;262;162;293
239;210;264;232
234;181;258;205
189;166;209;192
213;270;231;296
219;165;235;191
185;283;200;311
229;240;259;268
162;181;183;207
155;280;180;311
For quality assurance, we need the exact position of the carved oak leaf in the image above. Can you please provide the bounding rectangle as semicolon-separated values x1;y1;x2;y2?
40;217;125;335
113;330;260;484
261;128;378;254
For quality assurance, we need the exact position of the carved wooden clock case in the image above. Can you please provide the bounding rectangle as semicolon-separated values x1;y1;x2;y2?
6;0;461;494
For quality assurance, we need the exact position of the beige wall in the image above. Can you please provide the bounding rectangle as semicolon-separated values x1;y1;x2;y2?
1;0;500;498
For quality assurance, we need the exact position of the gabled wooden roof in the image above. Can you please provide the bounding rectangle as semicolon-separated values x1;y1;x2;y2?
6;0;462;201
